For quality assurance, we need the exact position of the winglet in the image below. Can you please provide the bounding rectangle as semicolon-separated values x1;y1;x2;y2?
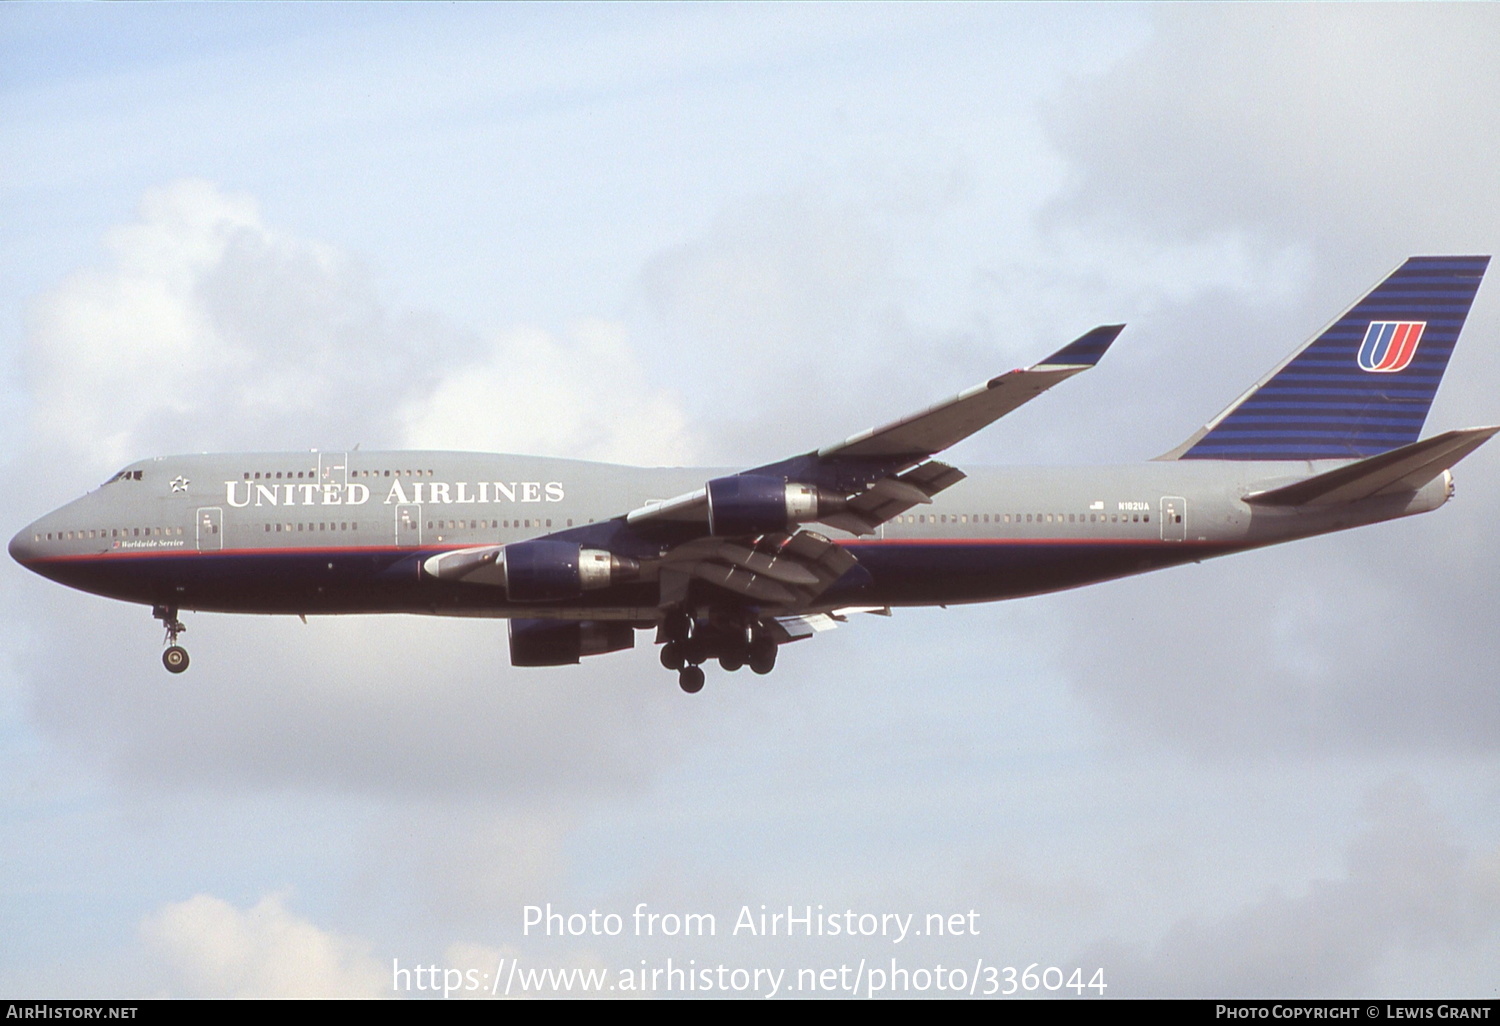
1034;324;1125;369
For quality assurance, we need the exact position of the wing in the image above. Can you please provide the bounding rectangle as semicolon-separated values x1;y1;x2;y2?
624;324;1123;537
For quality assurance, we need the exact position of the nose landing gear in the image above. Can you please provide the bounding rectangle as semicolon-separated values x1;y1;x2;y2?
154;605;189;674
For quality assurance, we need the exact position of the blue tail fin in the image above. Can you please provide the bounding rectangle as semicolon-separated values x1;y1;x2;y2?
1165;255;1489;461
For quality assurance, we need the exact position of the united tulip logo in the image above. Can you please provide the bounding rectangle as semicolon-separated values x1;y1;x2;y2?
1357;321;1425;373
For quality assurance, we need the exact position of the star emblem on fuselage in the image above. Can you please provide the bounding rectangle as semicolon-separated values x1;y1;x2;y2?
170;476;189;493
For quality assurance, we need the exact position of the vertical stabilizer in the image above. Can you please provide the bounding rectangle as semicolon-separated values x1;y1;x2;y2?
1161;256;1488;460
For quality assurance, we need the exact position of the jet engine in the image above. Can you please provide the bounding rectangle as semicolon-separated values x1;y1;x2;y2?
501;539;639;602
422;539;639;601
705;475;843;536
509;618;636;666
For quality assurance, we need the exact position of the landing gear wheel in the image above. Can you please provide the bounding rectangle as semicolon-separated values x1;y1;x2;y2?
748;636;777;675
154;605;189;674
660;641;685;671
682;636;709;666
678;665;705;694
163;645;189;674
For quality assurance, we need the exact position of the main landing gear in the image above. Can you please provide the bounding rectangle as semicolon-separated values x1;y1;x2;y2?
154;605;189;674
659;612;780;694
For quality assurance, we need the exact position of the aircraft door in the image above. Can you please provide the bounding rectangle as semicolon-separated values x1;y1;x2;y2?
196;507;223;551
319;452;348;488
1160;496;1186;542
396;504;421;547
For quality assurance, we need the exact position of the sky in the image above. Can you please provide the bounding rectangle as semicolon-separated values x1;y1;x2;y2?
3;3;1500;1000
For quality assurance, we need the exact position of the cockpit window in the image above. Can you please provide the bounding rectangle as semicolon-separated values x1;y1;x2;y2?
102;469;144;485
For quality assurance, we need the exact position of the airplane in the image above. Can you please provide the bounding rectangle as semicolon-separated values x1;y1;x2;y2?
9;255;1495;694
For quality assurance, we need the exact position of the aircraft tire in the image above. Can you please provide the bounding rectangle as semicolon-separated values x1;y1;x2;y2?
748;637;776;675
163;646;189;674
682;637;709;666
660;641;685;671
678;665;705;694
719;652;744;672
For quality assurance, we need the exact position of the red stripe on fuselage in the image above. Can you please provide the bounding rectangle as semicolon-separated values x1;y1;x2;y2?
842;536;1191;548
29;534;1214;566
31;544;415;563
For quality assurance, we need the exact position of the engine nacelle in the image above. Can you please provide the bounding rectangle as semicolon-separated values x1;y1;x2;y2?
509;618;635;667
705;475;838;536
500;540;639;602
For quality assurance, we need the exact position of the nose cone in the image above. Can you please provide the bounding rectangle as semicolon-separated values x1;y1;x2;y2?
10;523;41;569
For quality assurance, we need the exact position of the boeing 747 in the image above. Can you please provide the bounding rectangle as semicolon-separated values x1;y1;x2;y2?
10;256;1493;693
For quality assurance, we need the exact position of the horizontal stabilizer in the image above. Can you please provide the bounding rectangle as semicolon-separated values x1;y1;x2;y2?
1244;426;1500;507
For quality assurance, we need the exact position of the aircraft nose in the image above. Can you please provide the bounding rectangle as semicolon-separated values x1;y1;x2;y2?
9;523;41;569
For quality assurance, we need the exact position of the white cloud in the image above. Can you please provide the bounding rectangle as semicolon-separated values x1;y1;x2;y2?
399;319;695;466
21;175;699;480
21;178;474;481
26;180;259;470
141;892;388;999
